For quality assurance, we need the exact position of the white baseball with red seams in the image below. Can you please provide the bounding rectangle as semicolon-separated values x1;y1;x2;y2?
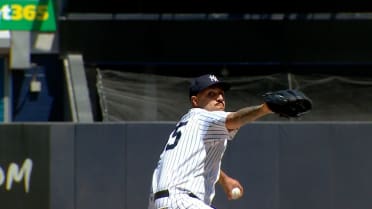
231;187;241;200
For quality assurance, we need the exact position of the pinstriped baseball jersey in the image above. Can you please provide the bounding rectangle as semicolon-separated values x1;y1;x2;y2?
151;108;238;206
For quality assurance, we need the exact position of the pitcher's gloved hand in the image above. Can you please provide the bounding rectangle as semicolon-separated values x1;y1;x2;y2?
263;89;313;118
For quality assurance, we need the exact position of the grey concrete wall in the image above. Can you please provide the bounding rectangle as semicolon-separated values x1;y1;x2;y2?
1;122;372;209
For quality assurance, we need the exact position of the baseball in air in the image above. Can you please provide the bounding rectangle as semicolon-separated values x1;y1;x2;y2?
231;187;242;200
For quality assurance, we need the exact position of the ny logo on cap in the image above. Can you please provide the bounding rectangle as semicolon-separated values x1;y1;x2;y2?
209;75;219;82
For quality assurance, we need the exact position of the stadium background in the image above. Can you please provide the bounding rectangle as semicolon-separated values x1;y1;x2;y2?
1;0;372;209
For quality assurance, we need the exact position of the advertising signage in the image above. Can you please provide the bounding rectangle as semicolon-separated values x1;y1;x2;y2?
0;125;50;209
0;0;56;31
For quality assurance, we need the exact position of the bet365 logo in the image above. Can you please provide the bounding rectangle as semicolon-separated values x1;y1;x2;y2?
0;4;49;21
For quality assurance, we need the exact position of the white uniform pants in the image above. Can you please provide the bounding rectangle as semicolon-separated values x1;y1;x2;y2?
148;193;214;209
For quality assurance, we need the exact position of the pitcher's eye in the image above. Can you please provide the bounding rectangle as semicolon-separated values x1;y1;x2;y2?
208;92;216;97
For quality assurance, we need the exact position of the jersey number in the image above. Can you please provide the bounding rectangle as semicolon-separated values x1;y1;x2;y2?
165;121;188;150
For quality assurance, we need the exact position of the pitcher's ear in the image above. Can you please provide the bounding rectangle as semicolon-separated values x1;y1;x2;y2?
191;96;198;107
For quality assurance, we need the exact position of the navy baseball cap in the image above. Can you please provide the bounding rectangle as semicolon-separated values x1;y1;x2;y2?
189;74;231;97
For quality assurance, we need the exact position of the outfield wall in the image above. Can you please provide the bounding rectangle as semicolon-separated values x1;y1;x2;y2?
1;122;371;209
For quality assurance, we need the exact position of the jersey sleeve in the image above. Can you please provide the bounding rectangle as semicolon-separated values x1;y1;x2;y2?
198;110;231;141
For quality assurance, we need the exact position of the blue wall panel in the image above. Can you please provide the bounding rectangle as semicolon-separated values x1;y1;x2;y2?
0;124;50;209
12;66;53;121
1;122;372;209
12;55;64;121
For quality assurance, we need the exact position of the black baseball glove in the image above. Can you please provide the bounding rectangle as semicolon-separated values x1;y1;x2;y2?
263;89;312;118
